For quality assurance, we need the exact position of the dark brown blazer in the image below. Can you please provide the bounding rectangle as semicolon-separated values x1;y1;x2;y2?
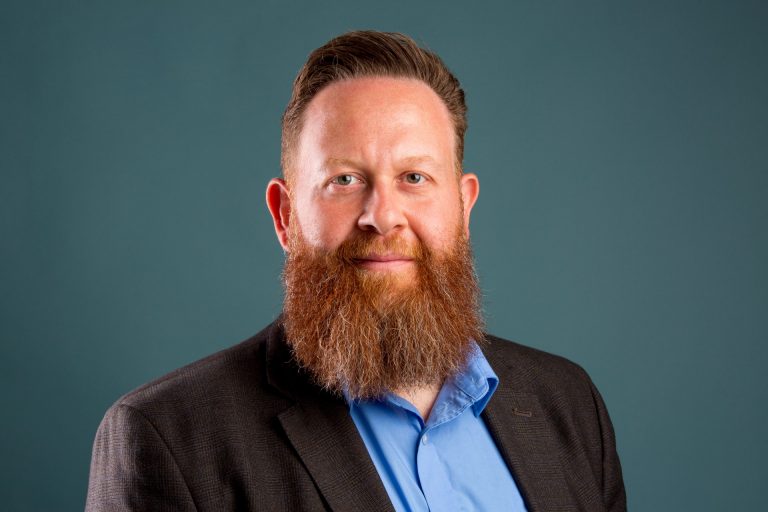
86;319;626;511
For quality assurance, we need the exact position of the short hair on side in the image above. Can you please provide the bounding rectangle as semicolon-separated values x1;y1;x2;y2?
281;30;467;180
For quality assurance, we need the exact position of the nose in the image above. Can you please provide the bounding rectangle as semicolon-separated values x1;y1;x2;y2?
357;182;407;235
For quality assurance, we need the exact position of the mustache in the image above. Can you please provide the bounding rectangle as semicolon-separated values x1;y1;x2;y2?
330;233;426;264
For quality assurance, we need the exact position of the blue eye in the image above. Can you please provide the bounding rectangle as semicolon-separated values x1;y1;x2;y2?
405;173;424;184
333;175;357;186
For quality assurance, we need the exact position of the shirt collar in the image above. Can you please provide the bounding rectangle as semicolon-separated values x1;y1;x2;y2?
453;342;499;417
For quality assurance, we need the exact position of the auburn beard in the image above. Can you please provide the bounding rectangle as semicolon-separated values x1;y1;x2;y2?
281;226;485;400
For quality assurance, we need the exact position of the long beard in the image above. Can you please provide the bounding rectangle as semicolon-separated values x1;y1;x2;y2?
281;228;484;400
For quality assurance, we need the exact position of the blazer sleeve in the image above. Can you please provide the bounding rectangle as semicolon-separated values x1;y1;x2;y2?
85;404;197;512
588;377;627;512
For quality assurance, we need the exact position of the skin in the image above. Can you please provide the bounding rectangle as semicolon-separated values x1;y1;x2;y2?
266;76;480;418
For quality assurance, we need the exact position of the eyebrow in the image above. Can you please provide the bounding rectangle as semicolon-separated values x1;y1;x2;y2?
398;155;439;168
323;157;359;170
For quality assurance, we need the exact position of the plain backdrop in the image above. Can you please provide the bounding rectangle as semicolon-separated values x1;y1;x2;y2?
2;1;766;510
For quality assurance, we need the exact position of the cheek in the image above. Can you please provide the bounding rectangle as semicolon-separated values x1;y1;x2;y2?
409;200;463;247
295;199;359;249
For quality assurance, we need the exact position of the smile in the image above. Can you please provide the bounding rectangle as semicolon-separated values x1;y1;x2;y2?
354;255;415;271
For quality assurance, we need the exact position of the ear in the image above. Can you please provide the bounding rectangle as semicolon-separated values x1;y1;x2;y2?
266;178;291;251
459;172;480;237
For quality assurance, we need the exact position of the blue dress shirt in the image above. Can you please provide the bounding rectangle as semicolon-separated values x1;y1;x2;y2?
347;345;528;512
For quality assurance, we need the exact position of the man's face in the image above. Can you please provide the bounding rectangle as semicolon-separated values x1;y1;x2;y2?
269;76;479;284
267;76;483;398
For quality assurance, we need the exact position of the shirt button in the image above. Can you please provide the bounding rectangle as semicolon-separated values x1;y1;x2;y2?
422;434;428;444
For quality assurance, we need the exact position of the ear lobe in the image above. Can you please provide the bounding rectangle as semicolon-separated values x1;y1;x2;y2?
266;178;291;251
459;172;480;236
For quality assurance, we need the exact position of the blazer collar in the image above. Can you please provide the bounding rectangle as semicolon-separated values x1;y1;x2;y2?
265;320;395;512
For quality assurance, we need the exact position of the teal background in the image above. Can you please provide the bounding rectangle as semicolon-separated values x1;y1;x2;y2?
2;1;766;510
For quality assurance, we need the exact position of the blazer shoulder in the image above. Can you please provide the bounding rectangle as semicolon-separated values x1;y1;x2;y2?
110;320;282;418
482;333;596;395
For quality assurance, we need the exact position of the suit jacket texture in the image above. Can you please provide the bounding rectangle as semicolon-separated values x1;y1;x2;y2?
86;319;626;511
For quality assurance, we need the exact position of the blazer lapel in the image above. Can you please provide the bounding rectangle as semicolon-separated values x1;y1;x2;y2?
266;321;394;512
483;389;573;512
277;400;394;512
481;335;579;512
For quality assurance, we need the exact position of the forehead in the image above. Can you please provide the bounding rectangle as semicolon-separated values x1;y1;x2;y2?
295;76;456;172
306;76;451;122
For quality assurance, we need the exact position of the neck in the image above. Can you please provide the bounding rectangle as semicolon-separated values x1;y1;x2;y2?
393;381;443;421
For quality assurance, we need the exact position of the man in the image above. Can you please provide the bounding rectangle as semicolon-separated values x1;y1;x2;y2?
86;31;625;511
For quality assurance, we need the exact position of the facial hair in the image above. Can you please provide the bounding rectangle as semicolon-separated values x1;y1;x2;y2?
281;226;485;400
